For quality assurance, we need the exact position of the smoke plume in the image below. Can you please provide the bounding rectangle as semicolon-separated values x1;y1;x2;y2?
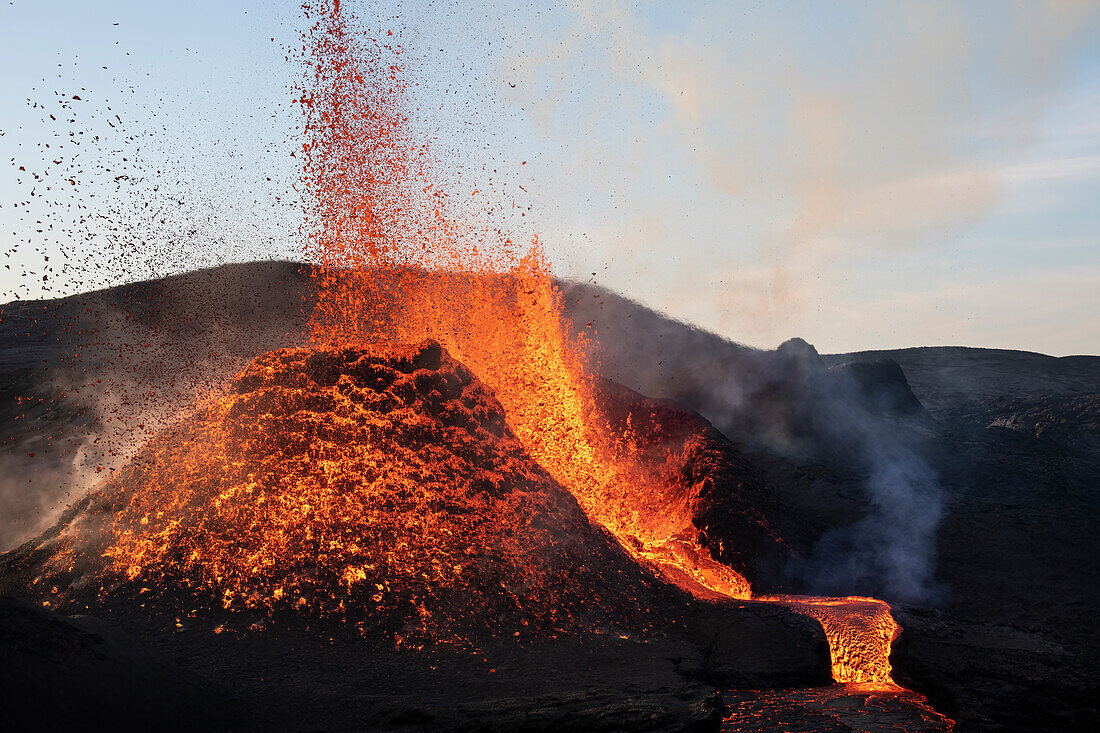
561;282;946;605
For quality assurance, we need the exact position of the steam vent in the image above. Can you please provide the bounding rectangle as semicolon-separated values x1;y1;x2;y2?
3;340;673;638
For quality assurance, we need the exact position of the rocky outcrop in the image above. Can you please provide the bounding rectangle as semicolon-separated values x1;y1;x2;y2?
891;607;1099;733
830;359;925;416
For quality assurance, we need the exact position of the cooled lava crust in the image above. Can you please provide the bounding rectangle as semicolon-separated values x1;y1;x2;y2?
1;340;666;640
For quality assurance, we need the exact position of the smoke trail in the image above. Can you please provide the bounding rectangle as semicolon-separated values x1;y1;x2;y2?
561;286;946;604
731;344;946;604
795;396;945;604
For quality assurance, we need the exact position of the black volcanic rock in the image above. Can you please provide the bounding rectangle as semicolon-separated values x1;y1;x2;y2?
891;607;1099;733
0;591;824;732
776;337;825;366
830;359;925;416
973;394;1100;453
680;602;831;689
721;686;953;732
0;595;240;732
819;346;1100;414
681;429;793;588
0;592;747;732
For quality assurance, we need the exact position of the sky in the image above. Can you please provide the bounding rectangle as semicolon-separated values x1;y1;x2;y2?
2;0;1098;355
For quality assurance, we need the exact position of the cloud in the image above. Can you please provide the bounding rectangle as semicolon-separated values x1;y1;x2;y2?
618;1;1097;248
1004;155;1100;183
499;1;1100;352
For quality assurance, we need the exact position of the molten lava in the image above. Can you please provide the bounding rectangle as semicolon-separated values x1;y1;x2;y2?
766;596;901;687
296;0;751;607
293;0;902;687
52;341;655;639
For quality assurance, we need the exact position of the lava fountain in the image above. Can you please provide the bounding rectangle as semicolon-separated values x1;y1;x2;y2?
291;0;901;687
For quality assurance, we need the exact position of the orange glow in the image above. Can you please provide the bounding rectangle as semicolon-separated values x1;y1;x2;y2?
102;341;656;637
295;0;752;604
100;0;900;686
764;595;901;688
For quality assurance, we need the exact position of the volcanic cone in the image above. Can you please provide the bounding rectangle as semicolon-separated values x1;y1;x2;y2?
3;340;664;640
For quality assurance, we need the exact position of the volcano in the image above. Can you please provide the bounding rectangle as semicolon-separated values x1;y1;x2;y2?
3;339;673;640
1;330;853;732
3;264;1095;731
5;2;1091;730
4;325;968;731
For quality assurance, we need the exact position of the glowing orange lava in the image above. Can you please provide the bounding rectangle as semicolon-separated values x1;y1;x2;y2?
99;0;903;687
764;595;901;688
294;0;899;687
99;341;656;638
295;1;752;605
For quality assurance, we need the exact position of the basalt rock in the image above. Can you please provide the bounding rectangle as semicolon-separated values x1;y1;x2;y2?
830;359;925;416
0;595;242;731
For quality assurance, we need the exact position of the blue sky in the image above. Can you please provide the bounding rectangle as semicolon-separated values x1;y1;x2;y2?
2;1;1098;355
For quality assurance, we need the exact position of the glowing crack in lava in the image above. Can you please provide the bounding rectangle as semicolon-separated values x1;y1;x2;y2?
100;0;900;687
